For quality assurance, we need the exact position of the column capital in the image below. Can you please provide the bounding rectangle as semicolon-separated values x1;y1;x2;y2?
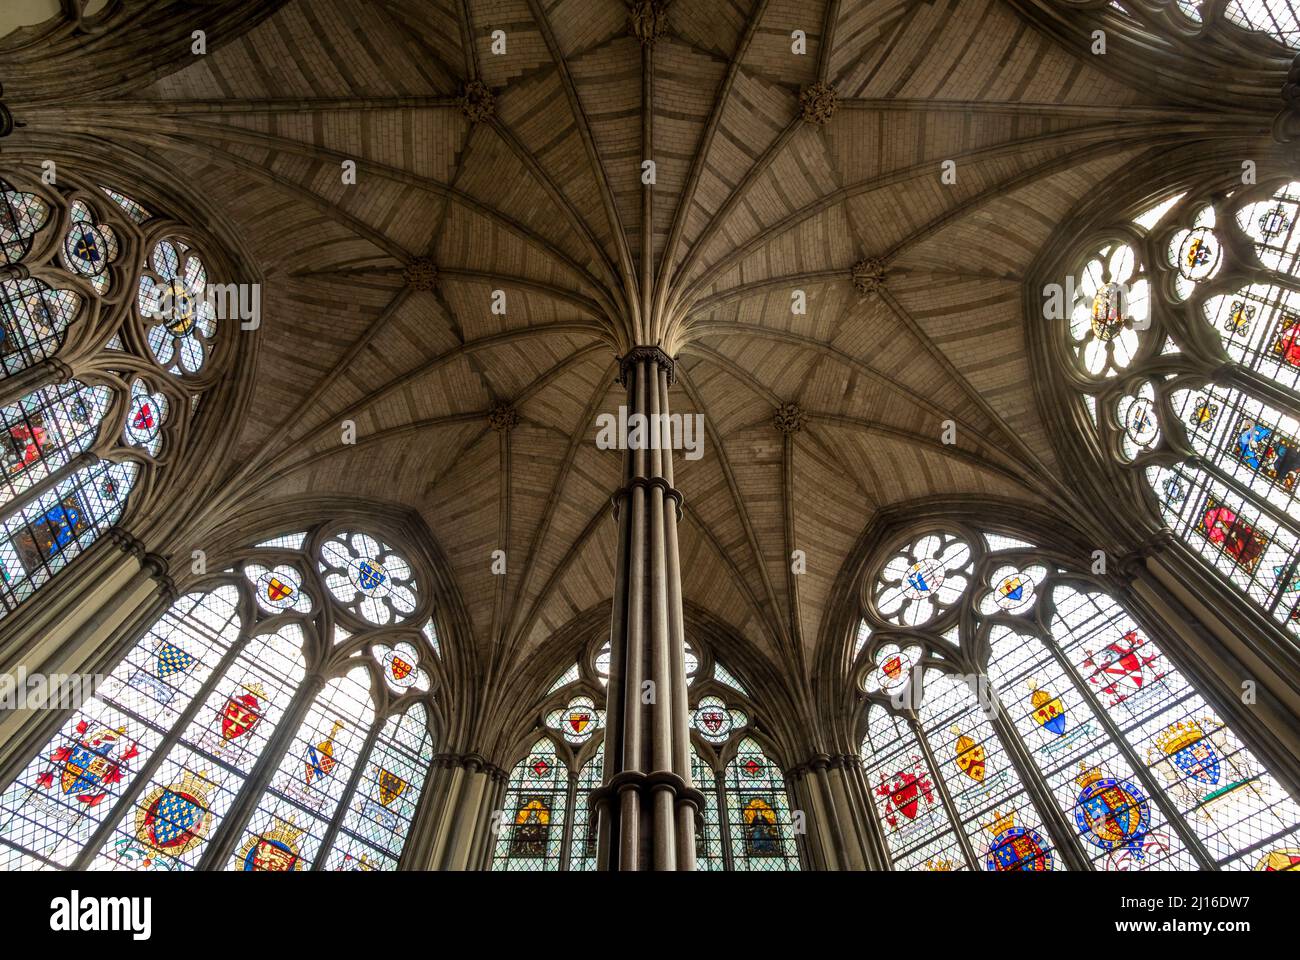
432;751;509;783
107;527;176;600
610;475;683;520
616;345;675;386
590;769;706;814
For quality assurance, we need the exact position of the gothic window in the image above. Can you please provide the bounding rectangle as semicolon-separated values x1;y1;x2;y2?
856;527;1300;870
691;744;724;870
492;738;568;871
0;171;229;622
0;525;440;871
539;637;786;871
723;739;801;871
1059;180;1300;640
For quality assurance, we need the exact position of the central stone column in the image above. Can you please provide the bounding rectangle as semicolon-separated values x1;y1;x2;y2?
593;346;703;870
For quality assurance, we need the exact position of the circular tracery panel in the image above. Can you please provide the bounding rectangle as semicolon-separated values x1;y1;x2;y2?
1068;242;1148;377
319;531;418;625
874;533;971;627
137;237;219;377
61;200;120;293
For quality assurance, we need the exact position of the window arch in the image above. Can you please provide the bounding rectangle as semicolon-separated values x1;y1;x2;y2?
856;526;1300;870
0;170;231;621
1057;178;1300;641
0;524;441;871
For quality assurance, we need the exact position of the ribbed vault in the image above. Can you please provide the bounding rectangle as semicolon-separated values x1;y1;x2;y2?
0;0;1287;759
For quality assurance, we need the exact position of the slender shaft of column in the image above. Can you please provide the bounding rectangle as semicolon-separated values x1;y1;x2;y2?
593;347;703;870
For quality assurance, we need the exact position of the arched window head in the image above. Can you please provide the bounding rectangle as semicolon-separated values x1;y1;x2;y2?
1053;179;1300;640
856;525;1300;871
0;522;443;871
0;170;235;623
492;738;568;871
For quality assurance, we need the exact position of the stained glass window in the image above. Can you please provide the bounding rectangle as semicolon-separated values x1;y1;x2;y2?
0;526;440;872
1225;0;1300;44
857;528;1300;870
567;746;602;871
0;588;243;868
1060;182;1300;643
229;668;375;871
723;738;801;870
491;738;568;871
0;169;226;624
691;744;724;870
325;704;435;871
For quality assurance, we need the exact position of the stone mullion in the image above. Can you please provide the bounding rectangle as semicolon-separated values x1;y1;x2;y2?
909;712;980;870
559;771;578;870
311;716;383;870
196;673;325;870
714;773;734;871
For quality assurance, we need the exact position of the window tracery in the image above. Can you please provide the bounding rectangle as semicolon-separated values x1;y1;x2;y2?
1058;178;1300;640
856;525;1300;871
523;635;798;870
0;524;440;871
0;171;231;621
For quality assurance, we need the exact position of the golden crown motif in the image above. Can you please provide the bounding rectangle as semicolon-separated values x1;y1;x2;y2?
1074;762;1103;789
1154;719;1205;756
984;809;1015;836
923;858;954;871
262;815;304;847
172;768;212;801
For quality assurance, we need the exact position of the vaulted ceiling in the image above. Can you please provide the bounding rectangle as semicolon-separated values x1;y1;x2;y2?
1;0;1283;752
